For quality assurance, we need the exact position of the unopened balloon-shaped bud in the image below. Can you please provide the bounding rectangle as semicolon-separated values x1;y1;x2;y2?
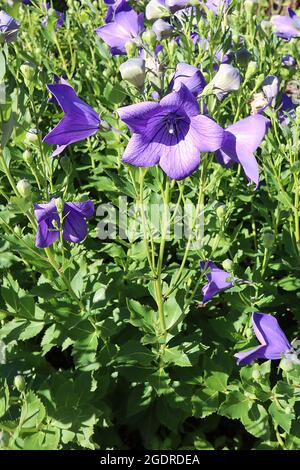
210;64;241;100
152;19;172;41
262;232;275;249
17;179;31;199
125;39;137;58
14;374;26;392
145;0;170;20
120;58;146;90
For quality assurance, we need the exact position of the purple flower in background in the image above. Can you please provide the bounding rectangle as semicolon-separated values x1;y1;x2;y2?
206;0;231;15
95;7;144;55
165;0;189;12
262;75;280;103
118;84;224;180
282;54;296;67
216;114;270;188
169;63;206;96
277;93;297;126
104;0;131;23
235;313;292;366
42;2;65;31
0;10;20;43
271;8;300;40
43;83;101;157
34;199;94;248
200;261;233;303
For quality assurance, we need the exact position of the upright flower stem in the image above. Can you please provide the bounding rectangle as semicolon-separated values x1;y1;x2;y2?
155;178;171;339
44;247;84;311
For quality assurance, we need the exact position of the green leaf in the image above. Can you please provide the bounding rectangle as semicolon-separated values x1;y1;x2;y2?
20;392;46;430
241;403;270;439
269;401;295;433
219;390;252;420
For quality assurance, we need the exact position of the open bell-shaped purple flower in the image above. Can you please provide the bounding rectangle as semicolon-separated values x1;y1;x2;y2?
216;114;270;188
200;260;233;303
235;312;292;366
0;10;20;42
34;199;94;248
271;8;300;40
95;6;144;55
118;84;224;180
43;83;101;157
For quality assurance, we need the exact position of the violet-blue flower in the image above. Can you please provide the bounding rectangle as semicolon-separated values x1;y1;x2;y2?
271;8;300;40
200;260;233;303
118;84;224;180
216;114;270;188
282;54;296;67
206;0;231;15
42;2;65;31
169;63;206;97
235;312;292;366
43;83;101;157
34;199;94;248
0;10;19;43
104;0;131;23
95;7;144;55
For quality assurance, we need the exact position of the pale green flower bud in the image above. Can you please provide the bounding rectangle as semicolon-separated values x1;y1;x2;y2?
279;357;294;372
25;128;39;144
142;30;157;48
17;179;31;199
222;259;233;272
262;232;275;249
14;374;26;392
209;64;241;99
125;39;137;58
120;58;146;90
55;197;64;214
245;61;258;81
261;20;271;33
216;204;226;219
145;0;170;20
23;150;34;165
244;0;256;14
20;62;36;83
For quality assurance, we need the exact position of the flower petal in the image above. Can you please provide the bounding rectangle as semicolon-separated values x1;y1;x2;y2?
63;210;88;243
35;220;60;248
252;312;291;358
122;133;162;167
190;115;224;152
160;84;200;117
118;101;160;134
64;201;94;219
235;345;267;366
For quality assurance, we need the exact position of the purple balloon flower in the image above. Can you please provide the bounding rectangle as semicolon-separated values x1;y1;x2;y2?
95;7;144;55
169;63;206;97
104;0;131;23
282;54;296;67
206;0;231;15
277;93;297;126
271;8;300;40
118;84;224;180
43;83;101;157
235;312;292;366
0;10;20;43
42;2;65;32
216;114;270;188
200;261;233;303
34;199;94;248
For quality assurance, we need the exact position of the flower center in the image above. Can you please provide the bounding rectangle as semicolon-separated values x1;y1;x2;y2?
163;112;181;135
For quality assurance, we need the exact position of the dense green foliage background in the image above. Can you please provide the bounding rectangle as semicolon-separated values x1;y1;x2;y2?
1;0;300;450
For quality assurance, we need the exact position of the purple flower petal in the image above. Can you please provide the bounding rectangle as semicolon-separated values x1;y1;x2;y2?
118;101;160;134
34;200;60;248
235;312;292;365
169;62;206;97
43;84;100;152
200;260;232;303
95;9;144;55
271;8;300;40
216;115;269;187
63;201;94;243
